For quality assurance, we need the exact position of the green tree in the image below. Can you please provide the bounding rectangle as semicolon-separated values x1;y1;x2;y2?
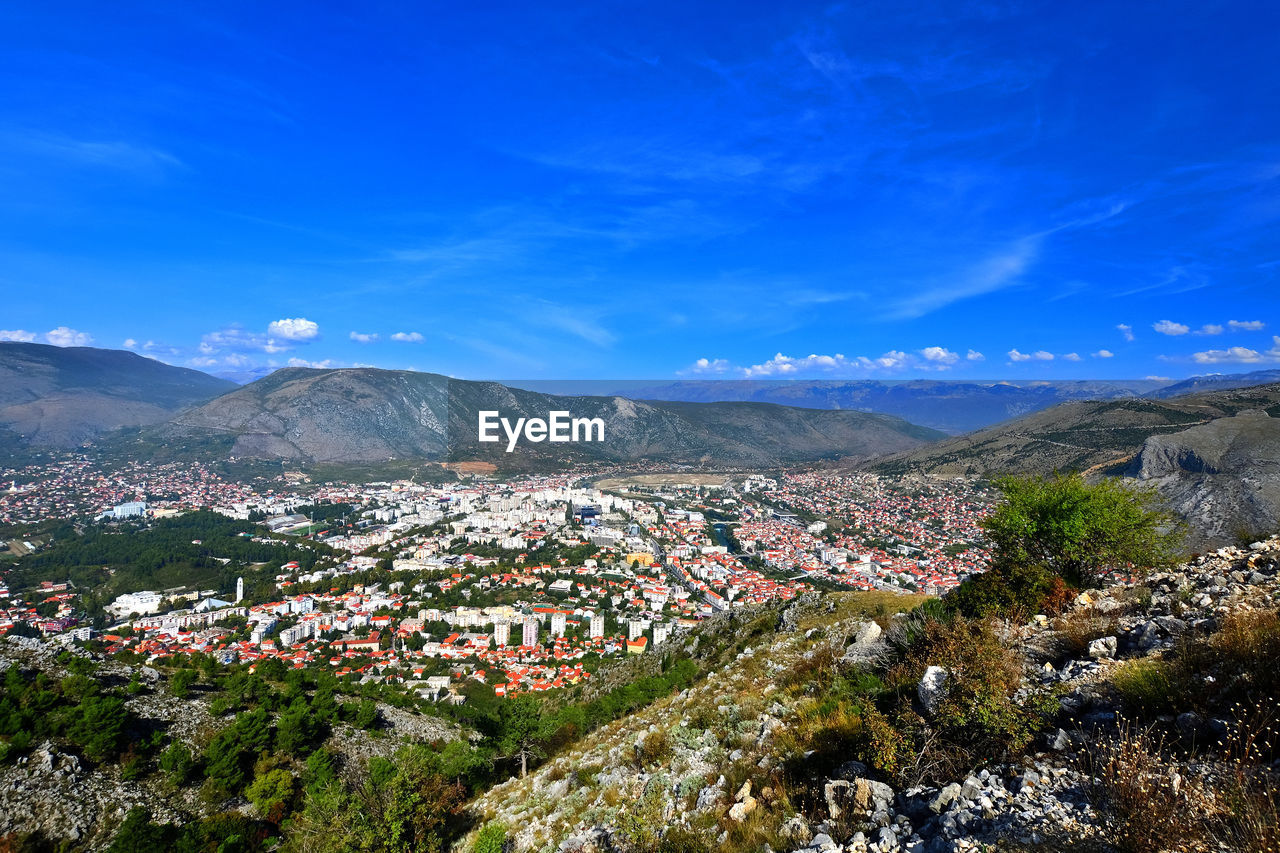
497;695;553;778
355;700;379;731
170;668;197;699
980;474;1182;588
159;741;194;788
276;697;319;755
107;807;171;853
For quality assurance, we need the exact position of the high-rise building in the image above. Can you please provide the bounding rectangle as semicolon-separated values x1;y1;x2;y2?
522;617;539;648
628;619;646;641
550;611;567;638
494;619;510;648
653;623;670;646
235;577;244;603
589;613;605;639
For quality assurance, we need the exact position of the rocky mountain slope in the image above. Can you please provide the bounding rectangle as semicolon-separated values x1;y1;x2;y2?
148;367;945;467
509;379;1170;436
0;342;235;449
461;537;1280;853
1127;408;1280;547
867;384;1280;548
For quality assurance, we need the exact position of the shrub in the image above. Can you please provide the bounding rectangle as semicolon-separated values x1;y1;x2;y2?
1111;659;1179;717
472;822;508;853
944;562;1061;622
886;616;1056;782
1052;608;1120;661
981;473;1183;588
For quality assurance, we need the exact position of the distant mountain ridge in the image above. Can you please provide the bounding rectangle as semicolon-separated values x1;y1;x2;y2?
505;378;1170;434
150;367;945;467
0;342;236;449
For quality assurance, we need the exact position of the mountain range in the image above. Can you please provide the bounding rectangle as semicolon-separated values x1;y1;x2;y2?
506;378;1170;434
0;342;235;450
151;367;944;467
3;343;1280;526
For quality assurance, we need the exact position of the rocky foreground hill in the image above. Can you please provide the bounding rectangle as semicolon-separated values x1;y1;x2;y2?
462;539;1280;853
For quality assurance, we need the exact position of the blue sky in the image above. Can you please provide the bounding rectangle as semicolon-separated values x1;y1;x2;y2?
1;1;1278;381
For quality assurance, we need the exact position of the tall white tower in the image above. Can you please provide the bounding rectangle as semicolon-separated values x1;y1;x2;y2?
235;577;244;603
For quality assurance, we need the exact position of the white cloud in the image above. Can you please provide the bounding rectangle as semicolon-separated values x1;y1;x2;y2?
0;329;37;342
1063;352;1082;361
349;331;379;343
1187;338;1280;361
1092;349;1114;358
268;317;319;341
966;350;985;361
743;353;850;376
1008;349;1054;362
1228;320;1266;332
1117;323;1135;342
45;326;93;347
287;357;337;368
681;357;731;375
1146;375;1171;382
1153;320;1190;336
391;331;425;343
1196;324;1224;335
123;338;138;348
920;346;959;366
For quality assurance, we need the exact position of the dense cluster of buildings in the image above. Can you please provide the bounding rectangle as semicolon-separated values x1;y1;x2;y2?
1;459;996;700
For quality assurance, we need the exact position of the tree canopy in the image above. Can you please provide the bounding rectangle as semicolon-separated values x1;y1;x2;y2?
980;473;1183;588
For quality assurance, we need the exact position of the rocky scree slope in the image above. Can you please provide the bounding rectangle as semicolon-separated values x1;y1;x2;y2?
0;638;458;849
461;540;1280;853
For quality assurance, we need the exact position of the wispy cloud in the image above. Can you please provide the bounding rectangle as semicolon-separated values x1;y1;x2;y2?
1117;324;1135;342
391;331;424;343
349;331;379;343
3;130;184;174
885;238;1037;320
0;329;37;343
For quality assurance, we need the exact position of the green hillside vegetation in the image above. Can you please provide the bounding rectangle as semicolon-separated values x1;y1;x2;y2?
3;511;337;619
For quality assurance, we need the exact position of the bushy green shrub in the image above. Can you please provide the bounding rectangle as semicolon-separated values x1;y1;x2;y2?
472;822;508;853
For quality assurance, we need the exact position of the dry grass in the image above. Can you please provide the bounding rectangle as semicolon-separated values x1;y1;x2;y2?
1051;608;1120;661
1083;703;1280;853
